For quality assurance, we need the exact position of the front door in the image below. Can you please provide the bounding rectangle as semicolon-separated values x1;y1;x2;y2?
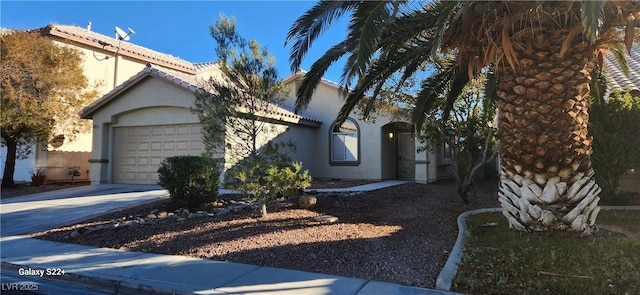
397;132;415;179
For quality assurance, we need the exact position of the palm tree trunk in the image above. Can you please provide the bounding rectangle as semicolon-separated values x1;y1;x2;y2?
495;30;600;235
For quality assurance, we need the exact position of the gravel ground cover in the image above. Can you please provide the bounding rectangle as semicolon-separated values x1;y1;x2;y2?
30;181;500;288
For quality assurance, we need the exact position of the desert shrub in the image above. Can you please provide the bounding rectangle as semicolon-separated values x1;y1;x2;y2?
157;155;220;207
590;90;640;200
264;162;312;198
226;142;312;216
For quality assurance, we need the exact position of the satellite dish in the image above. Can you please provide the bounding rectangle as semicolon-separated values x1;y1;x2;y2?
115;26;134;41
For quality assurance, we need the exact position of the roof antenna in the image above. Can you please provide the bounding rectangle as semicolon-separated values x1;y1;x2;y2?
115;26;135;41
112;26;135;89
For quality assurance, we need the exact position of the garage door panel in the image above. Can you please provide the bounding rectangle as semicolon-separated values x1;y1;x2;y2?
126;157;136;166
150;156;163;164
176;141;189;151
150;142;162;152
177;126;190;135
113;124;204;184
138;127;150;137
164;126;176;136
138;142;150;152
190;140;203;151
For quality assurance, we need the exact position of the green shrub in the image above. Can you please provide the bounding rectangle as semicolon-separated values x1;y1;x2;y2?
157;155;220;207
225;142;312;216
264;162;312;198
599;191;634;206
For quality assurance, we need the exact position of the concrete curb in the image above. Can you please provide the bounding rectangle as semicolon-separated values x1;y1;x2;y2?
435;205;640;292
435;207;501;291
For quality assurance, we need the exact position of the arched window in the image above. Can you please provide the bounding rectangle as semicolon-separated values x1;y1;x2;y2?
330;118;360;165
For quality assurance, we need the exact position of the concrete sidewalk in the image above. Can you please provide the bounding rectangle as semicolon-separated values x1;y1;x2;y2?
1;236;456;295
304;180;408;194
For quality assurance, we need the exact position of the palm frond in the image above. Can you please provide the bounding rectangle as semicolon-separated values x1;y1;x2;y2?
441;64;469;122
610;42;631;77
286;0;361;73
413;60;462;131
589;66;608;105
335;37;435;123
581;0;604;44
341;1;406;88
427;0;460;56
295;39;353;112
482;66;498;122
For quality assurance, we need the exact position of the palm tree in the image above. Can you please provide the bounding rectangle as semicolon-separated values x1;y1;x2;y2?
287;1;640;235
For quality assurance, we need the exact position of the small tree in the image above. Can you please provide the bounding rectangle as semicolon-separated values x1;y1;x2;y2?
589;89;640;203
1;30;98;187
419;68;498;204
226;142;311;217
194;16;311;216
194;15;287;161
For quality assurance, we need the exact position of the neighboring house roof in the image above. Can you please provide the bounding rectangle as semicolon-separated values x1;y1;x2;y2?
39;24;205;74
604;45;640;94
282;70;348;93
282;69;412;123
194;61;219;72
80;65;321;126
0;28;14;36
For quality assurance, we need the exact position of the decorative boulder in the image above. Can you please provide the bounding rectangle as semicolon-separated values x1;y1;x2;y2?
313;215;338;223
299;195;317;209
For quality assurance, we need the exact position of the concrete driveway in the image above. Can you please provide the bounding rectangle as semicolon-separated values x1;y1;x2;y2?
0;184;168;236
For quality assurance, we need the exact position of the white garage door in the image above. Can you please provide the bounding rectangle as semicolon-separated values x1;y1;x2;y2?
113;124;204;184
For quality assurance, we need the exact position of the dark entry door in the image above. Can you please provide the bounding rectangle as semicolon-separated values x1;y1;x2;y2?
397;132;415;179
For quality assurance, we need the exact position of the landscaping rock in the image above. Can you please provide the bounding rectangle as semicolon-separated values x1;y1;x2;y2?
217;208;231;216
299;195;317;209
313;215;339;223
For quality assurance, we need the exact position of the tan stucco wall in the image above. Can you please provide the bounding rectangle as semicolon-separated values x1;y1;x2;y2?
30;38;157;182
51;38;157;93
221;119;317;183
88;78;200;184
43;151;91;182
87;76;319;184
282;79;408;180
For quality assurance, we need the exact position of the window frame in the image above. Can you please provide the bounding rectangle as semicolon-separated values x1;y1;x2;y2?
329;118;361;166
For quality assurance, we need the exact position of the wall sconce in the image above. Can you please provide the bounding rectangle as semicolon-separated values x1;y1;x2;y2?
388;132;394;139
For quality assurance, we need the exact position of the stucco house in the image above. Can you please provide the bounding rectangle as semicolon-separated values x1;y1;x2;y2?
78;64;453;185
3;23;453;186
1;24;217;183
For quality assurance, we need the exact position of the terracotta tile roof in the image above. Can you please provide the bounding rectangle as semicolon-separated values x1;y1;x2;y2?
282;69;348;92
1;28;15;36
80;65;321;126
604;45;640;93
194;61;219;72
40;24;199;74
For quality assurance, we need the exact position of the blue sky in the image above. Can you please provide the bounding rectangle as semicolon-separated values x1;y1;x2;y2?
1;1;348;82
